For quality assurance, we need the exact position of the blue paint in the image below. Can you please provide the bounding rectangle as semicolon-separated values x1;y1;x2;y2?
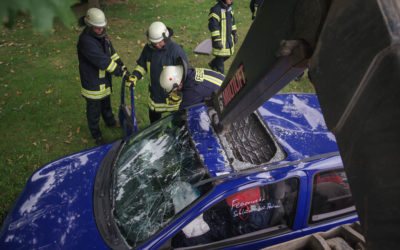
0;94;358;249
0;144;114;249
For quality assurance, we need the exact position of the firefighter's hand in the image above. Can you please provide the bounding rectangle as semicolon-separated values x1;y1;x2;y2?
212;39;223;49
122;65;127;72
233;33;238;44
125;75;138;88
167;91;182;105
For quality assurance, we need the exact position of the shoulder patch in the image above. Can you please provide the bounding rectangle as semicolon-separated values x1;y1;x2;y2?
195;68;205;82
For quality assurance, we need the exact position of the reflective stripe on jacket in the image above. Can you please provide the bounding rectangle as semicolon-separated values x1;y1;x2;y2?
132;40;189;112
77;28;124;100
208;1;237;56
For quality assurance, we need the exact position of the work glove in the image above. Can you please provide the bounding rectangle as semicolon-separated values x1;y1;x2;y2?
212;39;223;49
233;32;238;44
166;91;182;105
121;66;129;77
125;75;138;88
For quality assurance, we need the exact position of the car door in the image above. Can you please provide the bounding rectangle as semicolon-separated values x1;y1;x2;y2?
301;168;359;236
162;173;307;249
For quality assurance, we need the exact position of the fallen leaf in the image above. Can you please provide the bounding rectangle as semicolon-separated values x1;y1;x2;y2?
127;49;132;53
45;89;52;94
33;142;38;146
76;126;81;134
10;69;14;73
116;36;122;40
16;91;22;95
29;136;35;140
141;43;145;48
157;16;161;19
56;50;61;53
68;131;72;138
39;129;43;133
64;140;72;144
4;93;9;97
81;138;88;144
137;40;141;44
42;138;47;142
7;158;13;163
57;99;62;104
45;143;50;151
18;154;24;159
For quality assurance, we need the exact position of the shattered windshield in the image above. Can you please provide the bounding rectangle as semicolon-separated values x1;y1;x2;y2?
113;111;211;247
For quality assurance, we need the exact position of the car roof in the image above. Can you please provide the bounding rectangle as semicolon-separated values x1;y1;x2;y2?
187;93;339;178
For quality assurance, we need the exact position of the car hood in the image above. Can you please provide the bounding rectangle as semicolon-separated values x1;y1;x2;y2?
0;143;115;249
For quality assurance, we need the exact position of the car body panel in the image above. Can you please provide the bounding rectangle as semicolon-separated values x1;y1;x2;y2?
0;145;114;249
187;105;231;177
258;94;339;162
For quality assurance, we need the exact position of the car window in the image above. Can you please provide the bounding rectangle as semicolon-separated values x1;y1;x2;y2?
112;111;212;248
309;169;356;223
171;178;299;248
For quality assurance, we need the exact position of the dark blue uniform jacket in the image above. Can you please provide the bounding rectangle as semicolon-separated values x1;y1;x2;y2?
132;40;189;112
208;1;237;56
77;28;124;100
180;68;224;109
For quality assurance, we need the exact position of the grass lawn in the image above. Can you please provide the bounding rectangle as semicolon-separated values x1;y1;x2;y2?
0;0;314;226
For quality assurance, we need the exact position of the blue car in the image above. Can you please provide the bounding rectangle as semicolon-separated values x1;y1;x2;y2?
0;93;358;249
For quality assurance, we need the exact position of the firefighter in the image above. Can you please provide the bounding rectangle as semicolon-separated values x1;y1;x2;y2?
250;0;264;20
159;58;224;109
208;0;238;74
77;8;129;144
126;21;189;124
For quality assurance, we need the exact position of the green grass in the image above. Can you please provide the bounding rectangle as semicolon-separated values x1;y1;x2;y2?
0;0;314;227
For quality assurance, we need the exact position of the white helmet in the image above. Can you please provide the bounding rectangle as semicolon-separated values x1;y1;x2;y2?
84;8;107;27
147;21;169;43
160;66;184;93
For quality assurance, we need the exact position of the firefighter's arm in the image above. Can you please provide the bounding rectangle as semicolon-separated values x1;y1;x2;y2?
130;47;149;83
232;12;238;44
208;9;223;49
80;39;114;70
108;41;127;71
166;91;182;105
